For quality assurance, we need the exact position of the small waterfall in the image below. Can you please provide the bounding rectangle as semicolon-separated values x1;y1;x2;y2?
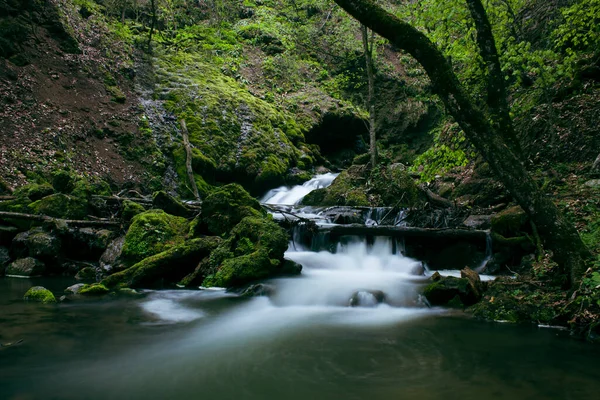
475;231;493;273
261;173;339;205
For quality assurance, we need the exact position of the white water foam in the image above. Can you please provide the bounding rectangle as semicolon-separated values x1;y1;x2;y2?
261;172;339;205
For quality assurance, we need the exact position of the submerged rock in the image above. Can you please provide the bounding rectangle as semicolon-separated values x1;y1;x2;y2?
6;257;45;277
240;283;275;297
24;286;56;303
349;290;386;307
280;259;303;276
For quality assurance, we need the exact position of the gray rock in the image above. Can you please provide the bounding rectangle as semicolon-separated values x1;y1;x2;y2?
462;215;492;230
11;228;61;259
584;179;600;188
240;283;275;297
99;236;125;273
349;290;386;307
64;283;85;295
75;266;97;282
6;257;45;277
61;260;97;275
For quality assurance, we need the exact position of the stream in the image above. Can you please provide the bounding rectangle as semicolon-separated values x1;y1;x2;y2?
1;174;600;399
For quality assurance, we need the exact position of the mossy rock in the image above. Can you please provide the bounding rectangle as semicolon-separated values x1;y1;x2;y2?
120;210;190;265
422;275;480;307
122;200;146;221
491;206;528;236
152;191;190;218
51;170;75;193
202;216;289;288
71;177;112;199
28;194;89;220
202;184;264;236
75;266;97;282
6;257;45;277
103;237;221;288
13;183;54;201
24;286;56;304
191;148;217;177
79;283;110;296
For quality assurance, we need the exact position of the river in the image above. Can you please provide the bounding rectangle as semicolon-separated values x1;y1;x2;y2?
1;174;599;399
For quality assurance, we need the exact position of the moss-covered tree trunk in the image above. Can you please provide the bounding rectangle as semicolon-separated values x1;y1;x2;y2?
361;24;377;169
332;0;590;285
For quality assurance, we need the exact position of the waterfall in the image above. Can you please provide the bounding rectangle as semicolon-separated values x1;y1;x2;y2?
261;173;339;205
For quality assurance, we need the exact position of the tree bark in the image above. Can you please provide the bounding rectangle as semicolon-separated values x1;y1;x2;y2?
146;0;156;53
332;0;590;285
593;153;600;172
361;24;377;169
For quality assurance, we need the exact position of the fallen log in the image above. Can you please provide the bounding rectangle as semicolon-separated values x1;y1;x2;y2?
318;224;488;241
0;211;122;228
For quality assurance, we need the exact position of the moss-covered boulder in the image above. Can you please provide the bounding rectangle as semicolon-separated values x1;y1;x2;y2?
120;210;190;265
12;229;61;261
28;194;89;220
152;191;190;218
122;200;146;221
202;216;289;288
70;177;112;199
79;283;110;296
6;257;45;277
13;183;54;201
75;266;97;281
422;272;482;307
51;170;76;193
491;206;528;236
24;286;56;304
202;183;264;236
102;237;222;288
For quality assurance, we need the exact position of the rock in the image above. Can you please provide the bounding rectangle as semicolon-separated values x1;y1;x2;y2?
0;246;10;275
13;183;54;201
62;227;114;259
28;194;89;220
24;286;56;303
240;283;275;297
280;259;302;276
51;170;75;193
584;179;600;188
491;206;528;236
462;215;492;230
61;260;96;276
349;290;386;307
201;216;289;288
319;207;364;224
201;184;264;236
422;275;480;307
121;200;145;221
6;258;45;277
25;231;61;259
79;283;110;296
452;178;507;207
152;191;190;218
102;237;221;289
460;267;484;301
75;266;97;282
64;283;85;295
99;236;125;273
409;262;425;276
120;210;190;265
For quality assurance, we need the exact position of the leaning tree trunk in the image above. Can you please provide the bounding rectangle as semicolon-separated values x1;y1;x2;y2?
361;24;377;169
332;0;590;285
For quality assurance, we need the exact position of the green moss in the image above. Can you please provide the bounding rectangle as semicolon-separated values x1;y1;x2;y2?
13;183;54;201
107;85;126;103
202;216;288;288
71;177;112;198
122;200;146;221
120;210;190;265
152;191;190;217
202;183;264;236
51;170;75;193
28;194;89;220
491;206;528;236
103;237;221;288
79;283;110;296
24;286;56;304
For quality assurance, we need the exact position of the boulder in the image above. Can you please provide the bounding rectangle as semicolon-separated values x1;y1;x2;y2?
240;283;275;297
201;184;264;236
349;290;386;307
24;286;56;304
13;183;54;201
584;179;600;189
121;200;145;221
152;191;191;218
202;216;289;288
62;227;114;259
99;236;125;273
462;215;492;230
460;267;484;301
51;170;75;193
75;266;97;282
26;231;61;259
79;283;110;296
28;193;88;220
6;257;45;277
61;260;96;276
280;259;303;276
120;210;190;265
102;237;222;289
64;283;85;295
491;206;528;236
422;274;481;307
